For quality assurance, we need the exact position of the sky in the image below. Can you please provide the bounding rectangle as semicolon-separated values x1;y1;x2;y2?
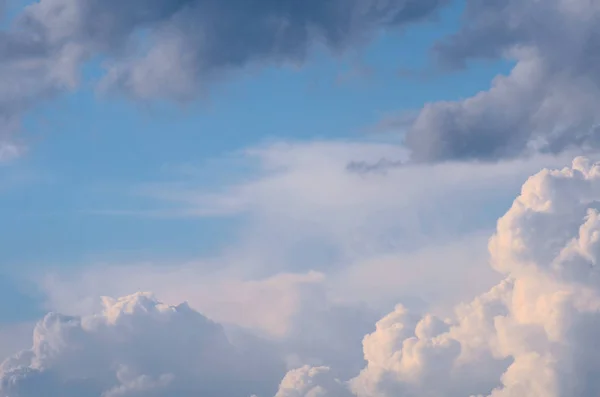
1;0;600;396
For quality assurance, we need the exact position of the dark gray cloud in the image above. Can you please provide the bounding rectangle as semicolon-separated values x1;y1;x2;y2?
404;0;600;162
0;0;448;155
94;0;449;99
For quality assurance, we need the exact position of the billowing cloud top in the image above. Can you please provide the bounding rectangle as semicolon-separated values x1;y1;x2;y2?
5;157;600;396
0;292;283;397
349;157;600;396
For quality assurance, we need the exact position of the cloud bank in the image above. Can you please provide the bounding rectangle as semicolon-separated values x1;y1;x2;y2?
6;157;600;396
405;0;600;161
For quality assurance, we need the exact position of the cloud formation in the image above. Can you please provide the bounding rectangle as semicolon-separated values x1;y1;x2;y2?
322;156;600;396
40;269;379;383
275;366;352;397
9;156;600;396
405;0;600;161
97;0;448;100
0;292;283;397
0;0;448;153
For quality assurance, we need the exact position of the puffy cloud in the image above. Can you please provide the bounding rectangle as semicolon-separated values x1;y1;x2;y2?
481;157;600;396
405;0;600;161
349;298;506;397
277;156;600;396
32;143;586;395
0;292;284;397
97;0;448;100
275;366;352;397
9;157;600;397
40;269;379;382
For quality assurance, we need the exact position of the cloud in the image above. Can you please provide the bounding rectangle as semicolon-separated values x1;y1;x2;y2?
275;156;600;396
29;144;586;394
94;0;448;100
8;156;600;397
0;0;449;155
404;0;600;161
60;141;578;321
131;141;572;231
275;366;353;397
345;158;403;175
40;269;328;337
0;292;284;397
40;269;379;381
0;1;84;157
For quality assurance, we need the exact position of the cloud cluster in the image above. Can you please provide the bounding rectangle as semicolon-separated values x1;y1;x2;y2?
0;0;447;153
299;156;600;396
275;366;353;397
7;157;600;396
41;269;380;383
0;292;284;397
405;0;600;161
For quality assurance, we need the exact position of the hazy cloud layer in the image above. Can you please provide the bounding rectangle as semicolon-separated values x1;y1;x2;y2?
54;141;576;317
405;0;600;161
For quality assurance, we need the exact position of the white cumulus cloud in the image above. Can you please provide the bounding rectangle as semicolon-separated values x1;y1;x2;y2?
0;292;284;397
276;156;600;397
7;157;600;397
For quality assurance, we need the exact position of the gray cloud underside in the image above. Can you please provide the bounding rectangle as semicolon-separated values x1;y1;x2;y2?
0;0;447;149
404;0;600;162
3;0;599;163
